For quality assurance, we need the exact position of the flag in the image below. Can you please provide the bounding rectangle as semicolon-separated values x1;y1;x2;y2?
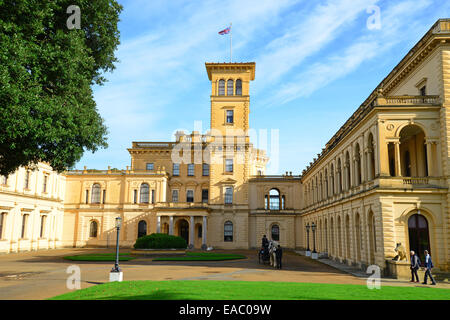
218;26;231;35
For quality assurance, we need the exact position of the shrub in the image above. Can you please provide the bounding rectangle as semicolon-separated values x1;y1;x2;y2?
133;233;187;249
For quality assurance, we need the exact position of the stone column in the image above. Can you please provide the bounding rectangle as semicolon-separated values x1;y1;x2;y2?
425;140;434;176
201;216;207;250
367;150;374;180
189;216;194;249
169;216;174;235
156;216;161;233
394;141;401;176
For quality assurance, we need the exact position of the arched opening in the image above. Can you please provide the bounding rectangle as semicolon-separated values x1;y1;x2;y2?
408;213;430;265
227;79;234;95
345;152;351;190
218;79;225;96
224;221;233;242
337;216;342;258
269;189;280;210
319;173;323;202
324;169;328;198
177;219;189;243
399;125;428;177
330;218;335;256
91;183;101;204
367;133;376;180
235;79;242;95
337;159;342;193
330;165;335;195
271;224;280;241
354;144;362;185
345;215;351;260
355;213;361;262
89;220;98;238
368;211;376;264
137;220;147;238
140;183;149;203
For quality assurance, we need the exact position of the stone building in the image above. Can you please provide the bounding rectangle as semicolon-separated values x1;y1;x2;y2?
0;19;449;275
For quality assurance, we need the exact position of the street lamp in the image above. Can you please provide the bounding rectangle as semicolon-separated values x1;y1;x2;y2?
306;223;311;256
311;222;318;259
110;216;123;282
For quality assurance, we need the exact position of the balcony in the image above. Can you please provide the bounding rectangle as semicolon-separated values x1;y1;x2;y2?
375;95;440;106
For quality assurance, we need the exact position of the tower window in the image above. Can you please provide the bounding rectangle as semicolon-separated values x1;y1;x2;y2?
225;159;233;173
235;79;242;95
218;79;225;96
226;110;234;124
146;163;154;171
227;79;234;95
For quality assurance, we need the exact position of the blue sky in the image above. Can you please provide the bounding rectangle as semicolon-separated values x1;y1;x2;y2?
77;0;450;174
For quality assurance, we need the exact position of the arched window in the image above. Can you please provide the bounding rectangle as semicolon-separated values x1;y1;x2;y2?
235;79;242;95
91;183;101;204
140;183;149;203
408;213;430;264
354;144;362;185
138;220;147;238
89;220;98;238
224;221;233;242
271;224;280;241
367;133;376;180
227;79;234;95
269;189;280;210
218;79;225;96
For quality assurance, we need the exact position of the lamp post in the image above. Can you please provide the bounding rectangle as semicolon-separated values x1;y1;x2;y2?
109;216;123;282
306;223;311;257
311;222;318;259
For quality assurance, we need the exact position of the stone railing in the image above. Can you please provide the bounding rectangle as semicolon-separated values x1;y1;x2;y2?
377;95;440;106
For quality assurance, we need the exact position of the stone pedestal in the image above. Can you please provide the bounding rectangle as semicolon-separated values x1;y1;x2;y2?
311;252;318;259
385;260;425;280
109;271;123;282
305;250;311;257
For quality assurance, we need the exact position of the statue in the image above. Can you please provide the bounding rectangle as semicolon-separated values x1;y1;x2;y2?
392;243;407;261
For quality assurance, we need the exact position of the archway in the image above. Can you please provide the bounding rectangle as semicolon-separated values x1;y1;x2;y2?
177;219;189;243
399;125;428;177
137;220;147;238
408;213;430;265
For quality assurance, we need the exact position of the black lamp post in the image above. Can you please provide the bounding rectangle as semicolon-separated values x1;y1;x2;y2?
112;216;122;273
311;222;317;253
306;223;310;252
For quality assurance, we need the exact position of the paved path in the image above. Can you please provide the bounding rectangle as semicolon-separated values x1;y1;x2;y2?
0;248;447;300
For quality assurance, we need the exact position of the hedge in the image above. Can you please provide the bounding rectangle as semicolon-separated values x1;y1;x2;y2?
133;233;187;249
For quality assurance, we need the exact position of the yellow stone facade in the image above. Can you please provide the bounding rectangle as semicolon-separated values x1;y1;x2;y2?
0;19;449;274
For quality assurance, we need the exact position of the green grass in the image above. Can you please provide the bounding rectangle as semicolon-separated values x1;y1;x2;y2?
63;253;136;261
49;280;450;300
152;252;246;261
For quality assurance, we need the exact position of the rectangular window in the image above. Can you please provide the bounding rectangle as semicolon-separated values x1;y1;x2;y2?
226;110;234;124
42;175;48;193
151;190;155;204
224;222;233;242
225;187;233;204
0;213;5;239
420;85;426;96
146;163;154;171
21;214;28;239
198;225;202;238
225;159;233;173
24;171;30;189
40;215;46;238
202;189;209;203
186;189;194;203
173;163;180;176
102;190;106;204
202;163;210;176
133;189;137;204
85;190;89;204
188;164;195;176
172;190;179;203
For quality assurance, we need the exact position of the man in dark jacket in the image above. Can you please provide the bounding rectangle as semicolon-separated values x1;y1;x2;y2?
410;250;420;283
262;235;269;249
422;250;436;285
275;244;283;269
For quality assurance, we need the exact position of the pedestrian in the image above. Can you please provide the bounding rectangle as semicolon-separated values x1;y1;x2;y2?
409;250;420;283
422;250;436;285
275;244;283;269
262;235;269;249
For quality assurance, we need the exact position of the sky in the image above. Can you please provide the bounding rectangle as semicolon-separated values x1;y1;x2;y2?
77;0;450;175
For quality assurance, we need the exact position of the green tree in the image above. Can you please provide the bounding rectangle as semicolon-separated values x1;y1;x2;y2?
0;0;122;175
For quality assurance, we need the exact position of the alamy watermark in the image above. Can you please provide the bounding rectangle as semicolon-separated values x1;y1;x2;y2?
366;5;381;30
366;265;381;289
66;265;81;290
66;5;81;30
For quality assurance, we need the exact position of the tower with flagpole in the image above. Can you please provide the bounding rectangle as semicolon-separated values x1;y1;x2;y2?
218;23;232;62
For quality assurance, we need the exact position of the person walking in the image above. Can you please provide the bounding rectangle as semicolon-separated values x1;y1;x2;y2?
409;250;420;283
262;235;269;249
422;250;436;285
275;244;283;269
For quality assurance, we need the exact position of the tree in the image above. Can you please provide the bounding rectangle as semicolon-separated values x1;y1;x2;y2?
0;0;123;175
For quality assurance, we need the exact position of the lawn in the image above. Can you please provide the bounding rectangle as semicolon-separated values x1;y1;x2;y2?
49;280;450;300
152;252;246;261
63;253;136;261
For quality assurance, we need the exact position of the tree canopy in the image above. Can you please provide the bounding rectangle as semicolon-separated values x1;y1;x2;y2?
0;0;123;175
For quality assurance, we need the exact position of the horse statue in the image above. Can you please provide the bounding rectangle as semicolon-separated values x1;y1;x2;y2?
268;240;279;268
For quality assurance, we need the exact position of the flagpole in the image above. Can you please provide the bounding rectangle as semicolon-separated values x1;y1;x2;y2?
230;22;232;62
